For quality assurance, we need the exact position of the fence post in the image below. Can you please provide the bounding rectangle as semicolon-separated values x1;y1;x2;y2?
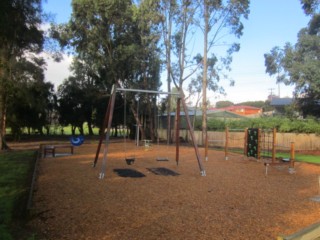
272;128;276;163
225;127;229;160
290;142;295;168
244;128;248;156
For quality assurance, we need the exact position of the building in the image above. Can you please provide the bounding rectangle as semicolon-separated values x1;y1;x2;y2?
270;98;293;114
209;105;262;116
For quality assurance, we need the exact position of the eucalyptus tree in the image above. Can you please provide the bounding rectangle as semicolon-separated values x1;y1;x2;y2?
197;0;249;154
264;0;320;118
129;1;162;141
158;0;178;143
52;0;162;138
0;0;44;149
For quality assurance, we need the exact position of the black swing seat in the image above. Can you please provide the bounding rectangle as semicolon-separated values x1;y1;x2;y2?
125;158;135;165
156;157;169;161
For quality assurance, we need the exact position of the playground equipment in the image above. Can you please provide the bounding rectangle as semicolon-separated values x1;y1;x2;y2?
70;135;84;146
206;127;249;161
44;144;74;157
93;85;206;179
123;93;136;165
206;127;295;170
246;128;295;165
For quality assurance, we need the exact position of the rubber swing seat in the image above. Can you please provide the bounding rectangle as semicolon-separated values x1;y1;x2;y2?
125;158;135;165
70;135;84;146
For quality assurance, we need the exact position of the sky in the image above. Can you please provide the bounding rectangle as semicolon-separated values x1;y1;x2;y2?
42;0;311;104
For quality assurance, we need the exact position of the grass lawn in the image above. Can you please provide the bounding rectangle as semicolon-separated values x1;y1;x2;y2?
225;148;320;164
0;150;37;240
276;152;320;164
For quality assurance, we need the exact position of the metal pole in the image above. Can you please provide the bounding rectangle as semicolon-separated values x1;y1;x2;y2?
136;98;140;147
116;87;180;96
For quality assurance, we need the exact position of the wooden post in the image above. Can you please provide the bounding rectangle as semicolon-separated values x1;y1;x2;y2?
180;92;206;176
93;91;113;167
258;128;261;160
205;133;208;161
225;127;229;160
272;128;276;163
175;98;181;166
244;128;248;156
99;88;117;179
290;142;295;169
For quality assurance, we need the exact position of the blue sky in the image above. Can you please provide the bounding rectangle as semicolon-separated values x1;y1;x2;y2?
43;0;311;104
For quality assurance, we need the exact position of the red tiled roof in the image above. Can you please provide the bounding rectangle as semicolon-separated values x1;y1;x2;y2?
209;105;261;111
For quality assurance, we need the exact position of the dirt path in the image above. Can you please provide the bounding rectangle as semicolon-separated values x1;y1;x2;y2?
26;141;320;239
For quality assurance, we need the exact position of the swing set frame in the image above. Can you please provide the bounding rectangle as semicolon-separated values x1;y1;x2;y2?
93;84;206;179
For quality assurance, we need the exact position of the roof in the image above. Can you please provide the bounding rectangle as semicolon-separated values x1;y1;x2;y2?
209;105;261;111
270;98;293;106
160;109;246;119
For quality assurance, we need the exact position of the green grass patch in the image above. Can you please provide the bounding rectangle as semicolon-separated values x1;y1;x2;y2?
214;147;320;164
0;150;37;240
276;152;320;164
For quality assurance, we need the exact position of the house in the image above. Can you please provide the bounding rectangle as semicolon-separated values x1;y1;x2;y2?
270;98;293;114
158;108;247;129
209;105;262;116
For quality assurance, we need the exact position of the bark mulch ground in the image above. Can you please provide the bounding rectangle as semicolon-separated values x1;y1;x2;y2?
24;140;320;240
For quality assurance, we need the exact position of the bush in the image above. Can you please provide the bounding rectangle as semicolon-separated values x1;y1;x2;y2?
202;116;320;133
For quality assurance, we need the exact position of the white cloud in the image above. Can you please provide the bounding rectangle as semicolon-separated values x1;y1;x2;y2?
42;52;73;90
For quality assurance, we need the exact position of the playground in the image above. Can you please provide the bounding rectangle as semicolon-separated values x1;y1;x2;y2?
27;140;320;240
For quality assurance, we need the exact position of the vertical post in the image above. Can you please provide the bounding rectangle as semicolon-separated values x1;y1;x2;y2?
175;98;181;166
205;133;208;161
136;97;140;147
225;127;229;160
257;128;261;160
290;142;295;169
244;128;248;156
180;91;206;176
93;91;112;167
272;128;276;163
99;88;117;179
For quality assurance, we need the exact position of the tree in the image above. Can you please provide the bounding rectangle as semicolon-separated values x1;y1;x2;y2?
264;46;286;97
0;0;44;149
264;1;320;118
52;0;162;138
57;77;84;135
216;101;234;108
158;0;177;143
197;0;249;155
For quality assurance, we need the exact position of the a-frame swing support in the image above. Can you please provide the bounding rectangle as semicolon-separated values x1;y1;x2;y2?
93;85;206;179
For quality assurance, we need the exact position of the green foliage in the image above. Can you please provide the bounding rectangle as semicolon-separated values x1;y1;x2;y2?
215;101;234;108
0;151;36;239
201;116;320;134
264;3;320;118
0;0;44;149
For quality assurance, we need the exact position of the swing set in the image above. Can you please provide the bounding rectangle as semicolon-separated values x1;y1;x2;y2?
93;85;206;179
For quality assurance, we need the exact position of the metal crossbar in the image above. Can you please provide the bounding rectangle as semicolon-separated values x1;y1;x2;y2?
116;87;180;96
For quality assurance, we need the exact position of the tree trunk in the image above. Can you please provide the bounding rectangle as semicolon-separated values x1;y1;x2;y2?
0;94;9;150
130;104;145;142
202;1;209;157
